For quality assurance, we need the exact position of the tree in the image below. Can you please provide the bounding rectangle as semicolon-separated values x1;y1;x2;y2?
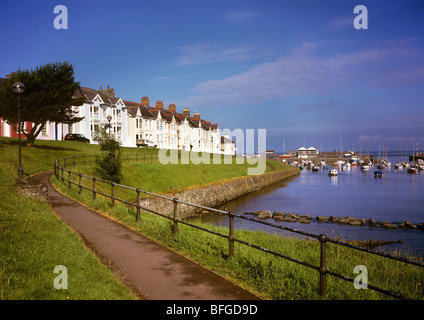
92;127;123;183
0;62;86;146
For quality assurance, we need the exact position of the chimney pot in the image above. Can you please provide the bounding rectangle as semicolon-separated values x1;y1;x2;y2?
141;96;150;106
183;108;190;116
156;101;164;109
168;104;176;112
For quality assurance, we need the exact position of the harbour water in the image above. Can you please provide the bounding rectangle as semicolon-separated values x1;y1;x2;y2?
196;154;424;257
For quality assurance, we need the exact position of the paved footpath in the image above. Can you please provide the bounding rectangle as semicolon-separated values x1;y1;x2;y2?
34;171;260;300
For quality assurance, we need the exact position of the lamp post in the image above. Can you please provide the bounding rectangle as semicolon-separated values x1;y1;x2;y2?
12;82;25;176
107;115;112;136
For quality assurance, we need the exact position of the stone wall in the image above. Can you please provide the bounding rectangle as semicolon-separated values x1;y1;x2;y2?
138;167;299;219
15;176;48;201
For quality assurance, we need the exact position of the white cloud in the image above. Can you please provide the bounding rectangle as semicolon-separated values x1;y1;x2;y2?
181;40;424;107
149;76;171;82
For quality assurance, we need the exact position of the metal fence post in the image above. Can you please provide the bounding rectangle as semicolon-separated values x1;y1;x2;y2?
111;182;115;207
68;170;71;189
136;188;141;221
229;211;235;258
318;234;328;298
61;167;64;183
92;177;96;201
79;173;82;195
173;198;179;235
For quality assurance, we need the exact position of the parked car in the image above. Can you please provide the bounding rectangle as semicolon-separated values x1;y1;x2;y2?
64;133;90;143
136;139;157;148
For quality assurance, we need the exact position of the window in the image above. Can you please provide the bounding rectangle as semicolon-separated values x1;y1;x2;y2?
42;123;48;136
90;106;99;119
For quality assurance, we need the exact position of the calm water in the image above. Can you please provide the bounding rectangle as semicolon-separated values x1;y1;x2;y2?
196;155;424;256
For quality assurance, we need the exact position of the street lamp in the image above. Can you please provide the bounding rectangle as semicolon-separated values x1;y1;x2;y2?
177;128;180;159
12;82;25;176
107;115;112;136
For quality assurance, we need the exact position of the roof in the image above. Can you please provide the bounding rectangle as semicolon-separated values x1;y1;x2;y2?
74;87;120;105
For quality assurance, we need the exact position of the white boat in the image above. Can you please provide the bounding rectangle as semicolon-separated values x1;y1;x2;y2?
394;163;403;169
328;169;338;176
361;165;370;170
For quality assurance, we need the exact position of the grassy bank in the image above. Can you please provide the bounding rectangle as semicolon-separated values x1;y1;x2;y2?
0;137;138;299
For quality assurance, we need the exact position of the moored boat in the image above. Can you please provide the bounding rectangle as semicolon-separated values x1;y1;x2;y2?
328;169;338;176
407;167;417;174
374;171;383;177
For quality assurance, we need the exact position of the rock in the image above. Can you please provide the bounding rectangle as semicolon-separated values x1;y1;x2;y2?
400;221;417;228
329;215;337;221
282;217;297;223
316;216;329;222
297;214;312;220
273;211;286;217
359;218;367;225
298;217;310;224
418;223;424;229
348;220;362;226
337;218;349;224
368;218;377;225
252;211;262;215
382;223;398;229
258;210;272;219
288;213;298;219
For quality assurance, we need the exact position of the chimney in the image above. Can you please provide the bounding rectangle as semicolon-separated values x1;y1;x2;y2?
6;72;16;79
193;111;200;119
99;85;115;98
141;96;150;106
155;101;164;109
168;104;176;112
183;108;190;116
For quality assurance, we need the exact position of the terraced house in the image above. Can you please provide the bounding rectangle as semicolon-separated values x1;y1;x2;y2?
33;85;235;155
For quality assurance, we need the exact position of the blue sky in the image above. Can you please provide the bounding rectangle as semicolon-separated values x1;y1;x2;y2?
1;0;423;153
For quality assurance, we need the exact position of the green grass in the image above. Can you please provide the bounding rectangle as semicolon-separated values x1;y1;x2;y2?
0;137;137;299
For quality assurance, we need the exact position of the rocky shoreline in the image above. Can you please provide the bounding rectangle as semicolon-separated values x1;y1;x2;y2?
244;210;424;230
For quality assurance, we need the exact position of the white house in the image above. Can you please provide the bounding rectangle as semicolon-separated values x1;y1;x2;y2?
72;86;130;146
19;84;235;155
298;146;319;158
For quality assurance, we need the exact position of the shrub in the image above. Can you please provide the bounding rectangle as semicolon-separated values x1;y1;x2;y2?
92;128;122;183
